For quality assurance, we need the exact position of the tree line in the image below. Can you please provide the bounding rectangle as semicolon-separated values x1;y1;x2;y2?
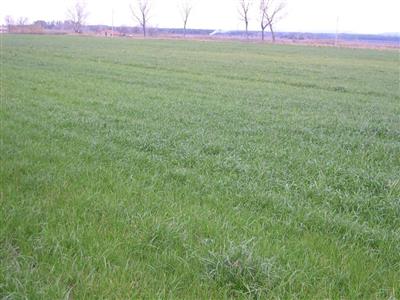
128;0;286;41
4;0;286;42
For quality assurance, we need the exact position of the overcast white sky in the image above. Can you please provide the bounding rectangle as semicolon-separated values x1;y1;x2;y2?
1;0;399;34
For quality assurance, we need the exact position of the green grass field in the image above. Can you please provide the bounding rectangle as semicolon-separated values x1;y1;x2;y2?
1;34;399;298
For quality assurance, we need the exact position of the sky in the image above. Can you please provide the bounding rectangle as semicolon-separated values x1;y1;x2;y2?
1;0;399;34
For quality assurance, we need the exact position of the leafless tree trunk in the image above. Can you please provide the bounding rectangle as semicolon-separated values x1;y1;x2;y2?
238;0;251;40
67;1;88;34
259;0;286;42
259;0;269;41
180;1;193;38
130;0;151;37
269;22;276;42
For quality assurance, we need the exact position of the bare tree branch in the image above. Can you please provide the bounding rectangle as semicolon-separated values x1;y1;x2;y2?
17;17;29;26
238;0;251;40
67;1;88;34
180;1;193;38
130;0;151;37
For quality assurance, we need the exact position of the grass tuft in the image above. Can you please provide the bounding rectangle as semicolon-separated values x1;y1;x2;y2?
203;240;280;298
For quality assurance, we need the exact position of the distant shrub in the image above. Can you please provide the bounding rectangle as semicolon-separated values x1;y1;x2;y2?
8;25;44;34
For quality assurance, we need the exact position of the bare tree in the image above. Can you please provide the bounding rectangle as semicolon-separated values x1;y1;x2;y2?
180;1;193;38
67;1;88;33
4;15;14;30
238;0;251;40
130;0;151;37
259;0;286;42
17;17;29;26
